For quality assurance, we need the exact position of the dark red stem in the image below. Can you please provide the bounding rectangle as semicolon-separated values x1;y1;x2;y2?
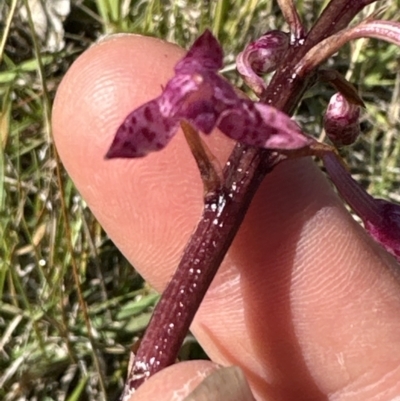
122;148;282;397
121;0;377;398
306;0;379;49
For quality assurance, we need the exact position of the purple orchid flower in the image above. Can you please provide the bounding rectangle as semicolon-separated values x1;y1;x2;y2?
106;30;313;159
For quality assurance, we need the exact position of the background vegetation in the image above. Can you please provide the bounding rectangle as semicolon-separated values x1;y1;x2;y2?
0;0;399;400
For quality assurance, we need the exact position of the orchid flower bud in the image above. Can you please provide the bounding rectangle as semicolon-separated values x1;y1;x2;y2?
236;30;289;96
323;92;361;147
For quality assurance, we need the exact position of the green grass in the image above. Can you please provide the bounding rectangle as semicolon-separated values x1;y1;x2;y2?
0;0;399;400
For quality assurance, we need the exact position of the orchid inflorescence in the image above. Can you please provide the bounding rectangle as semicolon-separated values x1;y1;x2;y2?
106;1;400;398
107;28;400;263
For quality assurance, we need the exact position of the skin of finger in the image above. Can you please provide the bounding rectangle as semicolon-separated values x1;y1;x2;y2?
127;360;256;401
182;366;257;401
128;360;219;401
52;35;400;400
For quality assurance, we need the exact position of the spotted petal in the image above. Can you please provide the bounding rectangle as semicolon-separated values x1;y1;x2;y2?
218;100;312;150
106;99;179;158
107;73;203;158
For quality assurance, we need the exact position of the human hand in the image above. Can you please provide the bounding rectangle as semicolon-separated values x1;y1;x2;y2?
52;35;400;401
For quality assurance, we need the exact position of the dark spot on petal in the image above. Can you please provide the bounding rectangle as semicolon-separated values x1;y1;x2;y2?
129;116;137;125
163;119;171;131
123;140;136;152
142;128;156;142
144;107;154;123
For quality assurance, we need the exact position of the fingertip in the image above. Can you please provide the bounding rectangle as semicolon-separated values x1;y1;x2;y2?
52;34;185;175
52;34;233;288
52;35;190;285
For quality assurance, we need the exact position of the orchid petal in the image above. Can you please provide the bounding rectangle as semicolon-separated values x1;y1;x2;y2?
159;73;203;116
254;103;313;149
106;99;179;158
107;73;203;159
175;29;223;74
218;100;312;150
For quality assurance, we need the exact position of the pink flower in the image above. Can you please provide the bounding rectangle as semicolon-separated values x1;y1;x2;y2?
106;30;312;159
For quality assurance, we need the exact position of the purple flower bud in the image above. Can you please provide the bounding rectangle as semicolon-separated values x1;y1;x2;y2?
236;30;289;96
323;92;361;147
106;30;312;159
323;152;400;262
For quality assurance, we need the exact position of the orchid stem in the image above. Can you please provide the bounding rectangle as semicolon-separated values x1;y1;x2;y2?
120;147;282;400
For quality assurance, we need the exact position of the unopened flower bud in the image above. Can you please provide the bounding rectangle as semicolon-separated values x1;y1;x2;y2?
324;92;361;147
236;30;289;96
